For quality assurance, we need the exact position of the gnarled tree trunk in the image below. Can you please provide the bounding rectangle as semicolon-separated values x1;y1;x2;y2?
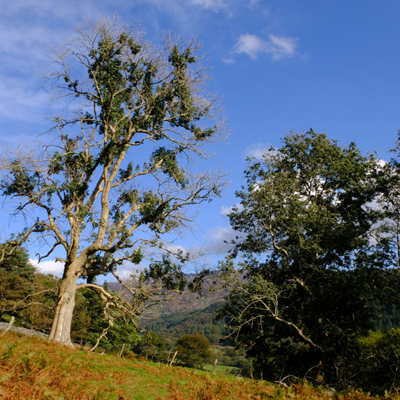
49;262;81;347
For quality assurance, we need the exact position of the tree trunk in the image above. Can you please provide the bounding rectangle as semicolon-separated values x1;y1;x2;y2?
49;263;80;347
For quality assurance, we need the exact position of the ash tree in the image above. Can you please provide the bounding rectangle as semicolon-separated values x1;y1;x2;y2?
219;130;400;386
0;18;226;347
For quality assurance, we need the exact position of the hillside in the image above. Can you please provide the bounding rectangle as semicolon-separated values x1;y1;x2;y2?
141;301;226;346
109;278;400;346
374;304;400;333
107;277;228;345
0;331;395;400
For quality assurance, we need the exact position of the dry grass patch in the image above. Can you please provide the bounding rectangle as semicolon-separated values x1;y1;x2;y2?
1;332;399;400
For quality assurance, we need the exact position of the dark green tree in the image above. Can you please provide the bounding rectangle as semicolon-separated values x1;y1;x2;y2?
0;242;36;320
175;333;212;369
76;287;140;352
219;130;399;386
18;273;59;333
0;17;225;347
134;331;167;360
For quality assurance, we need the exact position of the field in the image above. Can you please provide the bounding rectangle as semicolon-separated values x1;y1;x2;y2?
203;364;240;374
0;331;399;400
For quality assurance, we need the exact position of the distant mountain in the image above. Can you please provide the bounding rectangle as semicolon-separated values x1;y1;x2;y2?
107;276;228;345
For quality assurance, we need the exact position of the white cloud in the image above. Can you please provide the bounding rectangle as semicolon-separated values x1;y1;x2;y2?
30;258;64;276
139;0;227;14
377;158;387;168
244;143;274;159
234;33;298;60
249;0;259;9
269;34;297;57
115;261;147;279
189;0;226;11
3;0;125;24
204;225;243;254
234;34;265;59
0;2;106;130
30;258;147;281
222;58;235;64
166;244;187;254
221;203;243;215
221;205;234;215
0;77;52;123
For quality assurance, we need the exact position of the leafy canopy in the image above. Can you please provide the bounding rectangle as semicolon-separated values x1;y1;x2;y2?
219;130;400;386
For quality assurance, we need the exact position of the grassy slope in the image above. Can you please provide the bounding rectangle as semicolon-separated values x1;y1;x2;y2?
0;332;398;400
203;364;239;374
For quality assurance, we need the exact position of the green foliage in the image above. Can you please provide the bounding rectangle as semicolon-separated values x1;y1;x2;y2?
0;162;39;198
210;346;247;369
133;331;167;360
17;273;59;332
373;304;400;333
140;255;188;292
220;130;400;386
73;288;140;352
142;301;226;345
0;243;34;276
138;191;177;233
175;333;212;369
150;147;186;186
0;244;36;319
338;329;400;395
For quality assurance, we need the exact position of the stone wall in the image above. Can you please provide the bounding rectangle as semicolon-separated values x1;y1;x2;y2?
0;322;49;339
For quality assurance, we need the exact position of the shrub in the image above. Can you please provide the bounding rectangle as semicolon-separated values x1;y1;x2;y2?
175;334;212;369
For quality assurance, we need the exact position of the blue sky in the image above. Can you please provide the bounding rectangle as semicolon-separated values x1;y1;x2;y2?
1;0;400;277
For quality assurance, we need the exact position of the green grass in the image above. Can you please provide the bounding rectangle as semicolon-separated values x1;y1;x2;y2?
0;332;188;399
1;331;399;400
203;364;240;374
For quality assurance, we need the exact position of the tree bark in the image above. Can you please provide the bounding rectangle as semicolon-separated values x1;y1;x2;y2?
49;262;80;347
